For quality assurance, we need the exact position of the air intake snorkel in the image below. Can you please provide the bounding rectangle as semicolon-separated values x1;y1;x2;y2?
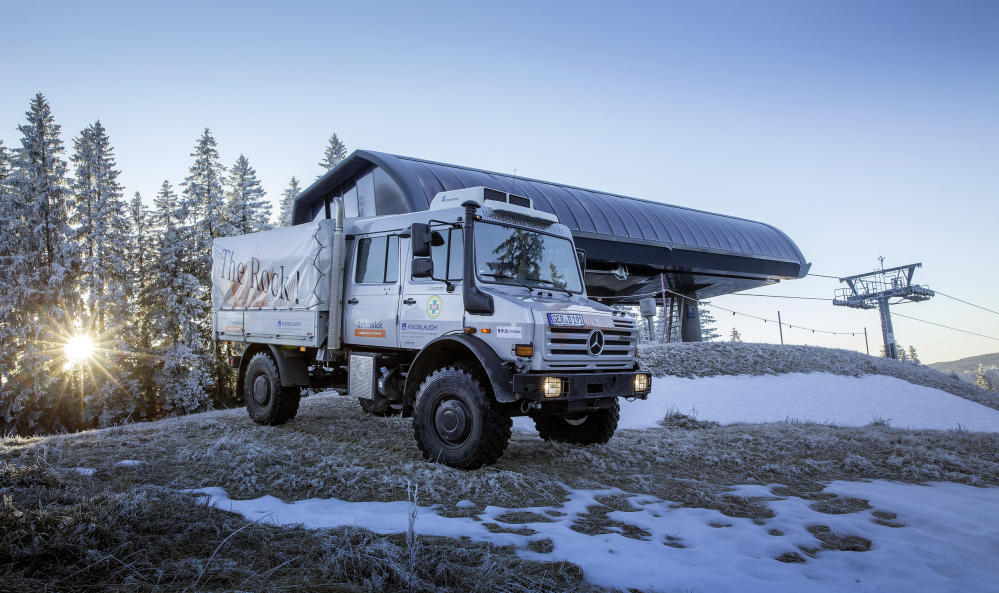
461;200;494;315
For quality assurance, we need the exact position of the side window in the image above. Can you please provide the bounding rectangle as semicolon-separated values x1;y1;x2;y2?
355;236;399;284
412;228;463;282
447;229;464;281
385;235;399;283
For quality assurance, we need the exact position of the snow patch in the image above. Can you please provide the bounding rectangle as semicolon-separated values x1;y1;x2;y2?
114;459;145;467
189;480;999;592
513;373;999;433
455;499;476;509
70;467;96;476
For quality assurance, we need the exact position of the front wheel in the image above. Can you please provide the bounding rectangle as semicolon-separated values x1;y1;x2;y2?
533;399;619;444
412;366;511;469
244;352;301;425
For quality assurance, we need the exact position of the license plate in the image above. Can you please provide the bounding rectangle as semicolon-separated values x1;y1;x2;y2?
547;313;584;327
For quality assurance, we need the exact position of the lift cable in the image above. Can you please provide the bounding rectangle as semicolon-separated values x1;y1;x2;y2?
656;287;863;337
932;291;999;317
730;293;830;301
891;312;999;342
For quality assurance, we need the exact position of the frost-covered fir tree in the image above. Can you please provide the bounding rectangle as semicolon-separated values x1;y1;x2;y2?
0;141;24;427
69;121;130;335
224;154;271;234
181;129;233;406
125;191;157;416
698;302;720;341
318;133;347;174
730;328;742;342
68;121;133;425
908;345;920;365
3;93;81;434
278;176;302;227
149;181;212;414
182;129;228;262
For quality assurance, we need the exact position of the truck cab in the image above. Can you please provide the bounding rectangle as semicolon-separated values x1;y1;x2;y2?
213;186;650;469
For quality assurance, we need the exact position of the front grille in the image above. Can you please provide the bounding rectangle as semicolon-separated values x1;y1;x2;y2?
543;317;638;370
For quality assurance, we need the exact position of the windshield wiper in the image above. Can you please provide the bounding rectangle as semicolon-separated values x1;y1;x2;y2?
529;278;573;296
479;272;533;292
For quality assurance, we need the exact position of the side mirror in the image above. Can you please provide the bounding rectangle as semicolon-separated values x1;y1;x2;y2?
576;248;586;272
411;223;431;257
412;257;434;278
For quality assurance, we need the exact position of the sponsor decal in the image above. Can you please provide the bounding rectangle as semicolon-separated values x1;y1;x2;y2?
354;328;387;338
495;325;523;339
426;295;443;319
355;320;384;329
547;312;584;327
277;320;303;328
224;325;243;333
402;322;439;333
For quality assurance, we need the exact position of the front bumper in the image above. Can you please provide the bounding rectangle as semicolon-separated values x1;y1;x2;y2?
513;371;650;413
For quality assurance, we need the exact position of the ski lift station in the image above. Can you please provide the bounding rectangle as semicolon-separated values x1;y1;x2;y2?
292;151;810;341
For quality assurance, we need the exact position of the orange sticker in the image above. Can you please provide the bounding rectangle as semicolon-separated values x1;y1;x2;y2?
354;328;387;338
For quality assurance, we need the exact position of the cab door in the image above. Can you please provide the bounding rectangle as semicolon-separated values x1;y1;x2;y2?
399;227;464;350
344;233;402;348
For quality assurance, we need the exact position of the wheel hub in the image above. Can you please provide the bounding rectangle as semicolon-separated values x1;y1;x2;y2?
252;375;271;406
434;399;471;443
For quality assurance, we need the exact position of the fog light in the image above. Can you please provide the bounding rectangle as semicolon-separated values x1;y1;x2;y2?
514;344;534;357
634;373;651;395
543;376;565;398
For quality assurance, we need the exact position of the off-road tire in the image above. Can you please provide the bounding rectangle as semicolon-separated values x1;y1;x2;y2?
533;399;619;444
412;365;511;469
358;397;402;417
244;352;300;425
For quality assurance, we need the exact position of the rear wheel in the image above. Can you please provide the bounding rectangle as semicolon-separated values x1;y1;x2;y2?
533;399;619;444
244;352;300;425
412;366;511;469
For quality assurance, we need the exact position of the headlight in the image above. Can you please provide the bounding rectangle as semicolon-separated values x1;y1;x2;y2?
543;376;566;398
634;373;651;395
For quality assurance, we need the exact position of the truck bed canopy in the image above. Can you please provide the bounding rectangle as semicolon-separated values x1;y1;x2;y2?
292;150;809;301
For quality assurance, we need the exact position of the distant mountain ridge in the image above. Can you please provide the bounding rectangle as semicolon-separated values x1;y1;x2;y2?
930;352;999;384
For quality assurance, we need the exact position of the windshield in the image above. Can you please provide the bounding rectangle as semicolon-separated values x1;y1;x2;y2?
474;222;583;293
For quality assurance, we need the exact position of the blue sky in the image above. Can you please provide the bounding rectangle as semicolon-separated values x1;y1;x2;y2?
2;0;997;362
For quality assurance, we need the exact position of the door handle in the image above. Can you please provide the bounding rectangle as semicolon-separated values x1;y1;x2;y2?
403;298;417;305
347;298;359;305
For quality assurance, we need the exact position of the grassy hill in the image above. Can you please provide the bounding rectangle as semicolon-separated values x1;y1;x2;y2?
3;342;999;592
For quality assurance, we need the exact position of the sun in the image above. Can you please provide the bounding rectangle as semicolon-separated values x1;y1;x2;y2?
64;334;95;366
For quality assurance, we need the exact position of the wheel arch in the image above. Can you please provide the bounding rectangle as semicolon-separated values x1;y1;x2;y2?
403;334;514;413
236;343;310;403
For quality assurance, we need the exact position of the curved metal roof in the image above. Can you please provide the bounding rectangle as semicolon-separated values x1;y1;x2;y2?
293;150;809;298
295;150;805;264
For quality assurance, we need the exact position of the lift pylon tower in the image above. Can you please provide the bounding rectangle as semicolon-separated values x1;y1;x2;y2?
832;262;934;359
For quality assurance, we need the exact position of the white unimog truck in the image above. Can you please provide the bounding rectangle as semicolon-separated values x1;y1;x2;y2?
212;186;651;469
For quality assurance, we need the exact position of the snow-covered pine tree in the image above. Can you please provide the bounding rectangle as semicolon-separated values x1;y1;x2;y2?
730;328;742;342
149;180;212;414
3;93;81;434
125;191;156;417
224;154;271;234
976;364;994;391
278;176;302;227
908;345;920;365
0;140;25;430
318;133;347;175
897;346;908;362
698;302;720;341
68;121;133;425
181;129;233;406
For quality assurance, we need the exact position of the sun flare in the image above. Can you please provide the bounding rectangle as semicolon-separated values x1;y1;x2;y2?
64;334;95;366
